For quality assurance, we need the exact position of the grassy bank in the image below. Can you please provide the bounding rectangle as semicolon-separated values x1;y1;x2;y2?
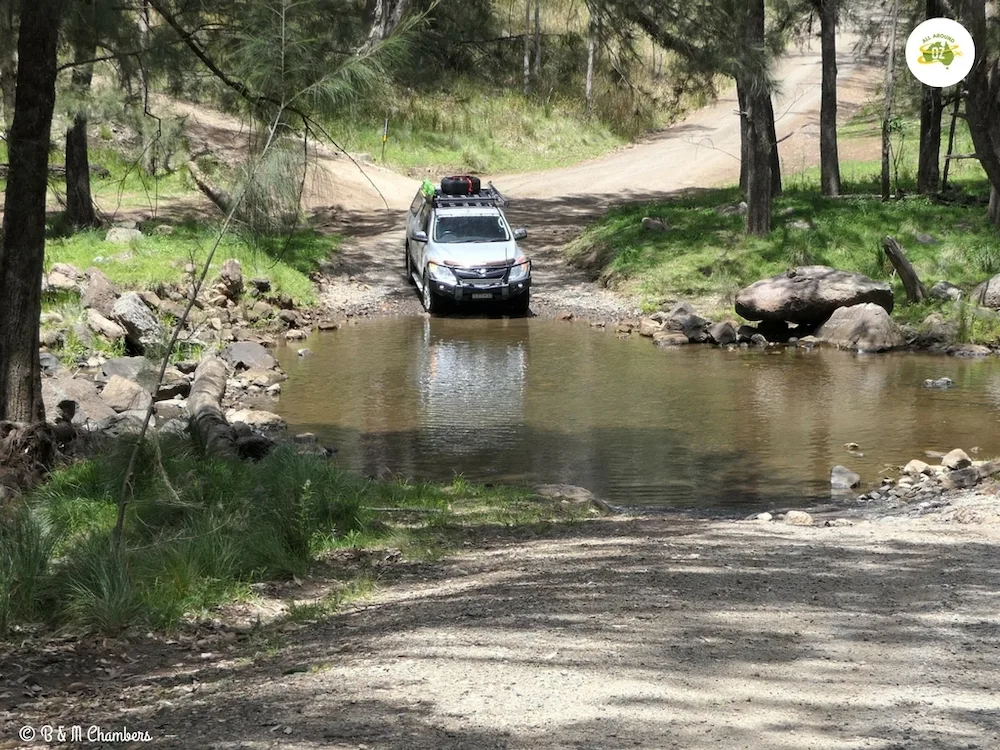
0;439;589;636
566;119;1000;342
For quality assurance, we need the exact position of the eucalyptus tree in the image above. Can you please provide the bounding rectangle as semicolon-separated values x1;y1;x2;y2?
0;0;66;423
593;0;782;235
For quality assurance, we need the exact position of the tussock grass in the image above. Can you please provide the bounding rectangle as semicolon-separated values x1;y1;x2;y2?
1;439;584;636
567;118;999;338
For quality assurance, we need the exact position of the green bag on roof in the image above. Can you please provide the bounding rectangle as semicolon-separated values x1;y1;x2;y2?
420;178;436;198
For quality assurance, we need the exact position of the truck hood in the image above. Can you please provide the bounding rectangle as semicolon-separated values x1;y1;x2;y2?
429;241;521;267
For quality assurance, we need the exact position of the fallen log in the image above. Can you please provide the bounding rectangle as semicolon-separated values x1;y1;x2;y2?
882;236;927;303
187;355;237;458
186;159;232;213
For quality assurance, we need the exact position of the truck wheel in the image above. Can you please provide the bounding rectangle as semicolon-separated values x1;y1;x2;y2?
508;290;531;316
422;271;443;314
441;175;482;195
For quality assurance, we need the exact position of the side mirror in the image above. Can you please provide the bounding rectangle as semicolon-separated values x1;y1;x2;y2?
513;227;528;241
412;230;429;243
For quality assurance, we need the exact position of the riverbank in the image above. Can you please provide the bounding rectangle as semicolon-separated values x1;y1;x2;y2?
3;478;999;749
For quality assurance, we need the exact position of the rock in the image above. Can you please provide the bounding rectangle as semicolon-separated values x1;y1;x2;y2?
735;266;894;324
285;329;308;341
556;311;574;321
152;223;174;236
796;335;819;348
736;324;757;343
972;273;1000;309
98;356;157;387
756;319;792;343
155;367;191;401
788;219;813;231
929;280;962;302
638;318;664;337
941;467;980;490
226;409;286;430
217;258;244;300
533;483;612;513
652;331;689;347
100;374;152;413
903;459;932;476
750;333;768;347
976;460;1000;479
709;321;737;346
40;329;65;348
947;343;992;357
175;360;199;375
86;309;126;341
246;300;274;323
915;233;939;245
923;377;954;389
105;227;143;244
293;432;318;444
918;313;957;345
250;277;272;293
297;348;313;357
43;270;79;292
40;312;64;325
39;351;62;375
237;368;286;387
112;292;163;351
154;398;188;421
831;465;861;489
942;448;971;470
815;303;904;352
50;262;81;280
317;320;342;331
754;512;773;522
42;374;117;426
716;201;748;216
664;312;710;343
222;342;277;371
783;510;813;526
236;434;275;461
641;217;667;231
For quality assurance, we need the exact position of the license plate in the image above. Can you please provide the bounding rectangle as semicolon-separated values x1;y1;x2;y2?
471;293;492;300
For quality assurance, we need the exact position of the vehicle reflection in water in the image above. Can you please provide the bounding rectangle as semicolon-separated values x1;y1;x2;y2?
273;317;1000;511
418;316;528;458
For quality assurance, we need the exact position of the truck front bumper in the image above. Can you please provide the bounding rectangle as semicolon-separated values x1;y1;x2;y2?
428;278;531;302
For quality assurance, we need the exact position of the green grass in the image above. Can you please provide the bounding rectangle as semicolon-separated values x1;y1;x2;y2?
0;439;591;636
567;118;1000;333
330;84;628;174
44;221;337;307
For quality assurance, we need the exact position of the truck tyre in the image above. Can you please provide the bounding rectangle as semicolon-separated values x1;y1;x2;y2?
508;290;531;316
441;175;481;195
422;270;443;314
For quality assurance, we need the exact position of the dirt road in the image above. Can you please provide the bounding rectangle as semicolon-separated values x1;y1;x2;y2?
310;36;879;319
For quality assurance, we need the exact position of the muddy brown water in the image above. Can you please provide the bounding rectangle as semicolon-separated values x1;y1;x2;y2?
272;317;1000;511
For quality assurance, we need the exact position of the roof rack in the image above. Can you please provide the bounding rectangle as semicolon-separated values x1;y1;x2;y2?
431;181;510;209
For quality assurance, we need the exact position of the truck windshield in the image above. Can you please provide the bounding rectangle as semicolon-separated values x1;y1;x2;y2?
434;215;509;243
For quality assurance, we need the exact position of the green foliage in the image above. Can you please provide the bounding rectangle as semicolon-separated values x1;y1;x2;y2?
2;436;576;636
44;220;336;307
567;178;998;314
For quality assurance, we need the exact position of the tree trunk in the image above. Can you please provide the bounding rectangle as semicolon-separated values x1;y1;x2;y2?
0;0;66;423
738;82;750;194
523;0;531;94
585;18;595;116
65;38;99;229
765;93;782;196
881;0;899;201
916;0;942;195
743;0;771;236
941;91;961;191
882;236;927;303
745;87;773;236
533;0;541;77
0;2;15;129
818;0;841;196
187;356;237;459
958;0;1000;228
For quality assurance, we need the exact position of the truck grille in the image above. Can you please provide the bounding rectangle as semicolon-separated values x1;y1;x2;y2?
452;266;508;285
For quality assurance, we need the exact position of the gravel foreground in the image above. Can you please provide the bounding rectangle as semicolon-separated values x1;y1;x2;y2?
4;492;1000;750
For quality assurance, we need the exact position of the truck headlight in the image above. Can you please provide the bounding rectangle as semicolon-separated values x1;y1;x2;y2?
508;260;530;282
427;262;457;284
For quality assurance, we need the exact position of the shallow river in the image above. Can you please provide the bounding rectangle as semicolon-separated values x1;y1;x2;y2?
273;317;1000;511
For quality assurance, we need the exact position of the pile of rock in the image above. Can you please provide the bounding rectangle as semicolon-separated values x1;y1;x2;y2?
629;302;738;347
856;449;1000;506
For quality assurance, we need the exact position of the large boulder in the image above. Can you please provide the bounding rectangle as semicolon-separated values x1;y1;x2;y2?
112;292;163;351
86;309;126;341
222;341;277;371
972;274;1000;309
42;375;116;425
100;374;153;413
815;303;905;352
735;266;894;324
226;408;286;430
81;268;119;317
